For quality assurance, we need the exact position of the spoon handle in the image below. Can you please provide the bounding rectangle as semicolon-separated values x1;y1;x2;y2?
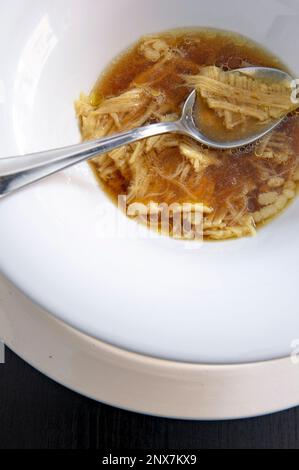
0;121;180;198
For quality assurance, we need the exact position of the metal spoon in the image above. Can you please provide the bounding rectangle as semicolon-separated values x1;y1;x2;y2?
0;67;294;198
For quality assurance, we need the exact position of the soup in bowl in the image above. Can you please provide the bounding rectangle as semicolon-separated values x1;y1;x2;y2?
0;0;298;364
76;28;299;241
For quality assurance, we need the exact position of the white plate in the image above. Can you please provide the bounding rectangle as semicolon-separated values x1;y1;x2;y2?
1;0;299;365
2;273;299;420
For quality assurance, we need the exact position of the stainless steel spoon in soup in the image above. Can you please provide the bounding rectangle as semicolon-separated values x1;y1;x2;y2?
0;67;294;198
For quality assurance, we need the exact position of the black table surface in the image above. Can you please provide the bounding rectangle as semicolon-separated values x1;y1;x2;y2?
0;348;299;450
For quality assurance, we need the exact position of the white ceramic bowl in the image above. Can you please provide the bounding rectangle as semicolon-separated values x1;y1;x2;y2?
1;0;299;365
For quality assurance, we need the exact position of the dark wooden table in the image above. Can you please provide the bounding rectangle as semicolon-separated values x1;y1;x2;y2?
0;348;298;449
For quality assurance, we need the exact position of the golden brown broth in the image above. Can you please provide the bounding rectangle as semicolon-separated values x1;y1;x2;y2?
86;29;299;238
